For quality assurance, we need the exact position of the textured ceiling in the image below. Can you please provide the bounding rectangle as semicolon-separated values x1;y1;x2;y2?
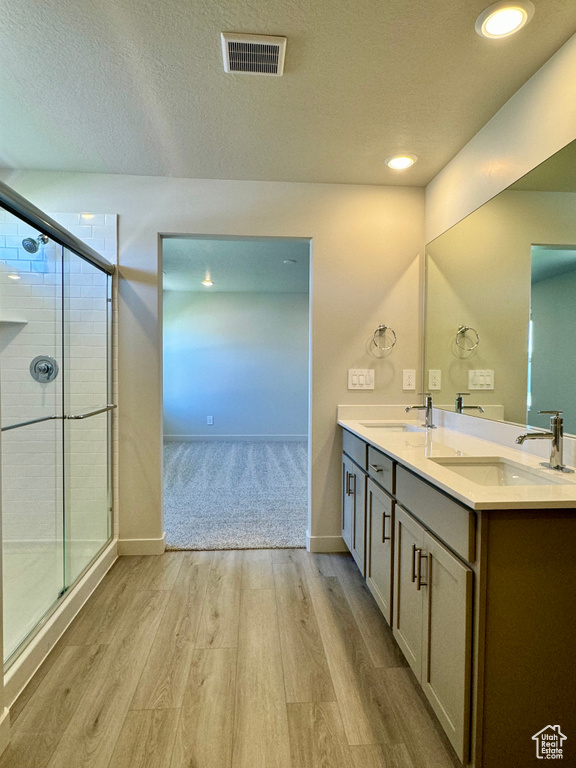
1;0;576;186
162;236;310;292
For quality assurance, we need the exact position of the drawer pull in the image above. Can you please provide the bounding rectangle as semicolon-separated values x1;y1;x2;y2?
369;463;384;473
411;544;418;582
346;473;356;496
416;550;428;591
382;511;391;542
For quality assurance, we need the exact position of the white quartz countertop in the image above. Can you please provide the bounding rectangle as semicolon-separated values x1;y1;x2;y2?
338;418;576;510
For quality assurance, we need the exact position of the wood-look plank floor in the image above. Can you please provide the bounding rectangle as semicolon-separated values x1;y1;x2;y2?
2;550;461;768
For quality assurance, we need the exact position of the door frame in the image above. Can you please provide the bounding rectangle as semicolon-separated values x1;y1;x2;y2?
158;233;313;546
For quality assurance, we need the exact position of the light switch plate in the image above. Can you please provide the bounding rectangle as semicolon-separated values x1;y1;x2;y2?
469;370;494;390
428;370;441;390
348;369;375;390
403;369;416;390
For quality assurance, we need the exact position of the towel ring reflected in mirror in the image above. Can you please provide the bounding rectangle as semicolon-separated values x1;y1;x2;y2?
373;324;397;352
455;325;480;352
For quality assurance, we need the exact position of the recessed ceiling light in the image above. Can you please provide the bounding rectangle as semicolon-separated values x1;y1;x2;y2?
201;274;214;287
385;154;418;170
475;1;534;38
81;213;95;220
7;274;21;280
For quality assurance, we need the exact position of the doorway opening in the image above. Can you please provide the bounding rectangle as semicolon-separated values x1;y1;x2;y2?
161;235;310;550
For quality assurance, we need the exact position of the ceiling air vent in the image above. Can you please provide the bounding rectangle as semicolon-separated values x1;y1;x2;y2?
221;33;286;76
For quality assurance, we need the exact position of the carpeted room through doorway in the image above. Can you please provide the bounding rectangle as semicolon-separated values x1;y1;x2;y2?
163;440;308;550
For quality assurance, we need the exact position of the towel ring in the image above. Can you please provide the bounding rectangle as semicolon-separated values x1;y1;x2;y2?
373;324;397;352
455;325;479;352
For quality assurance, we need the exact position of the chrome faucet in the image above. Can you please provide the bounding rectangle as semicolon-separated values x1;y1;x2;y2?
516;410;574;473
405;392;436;429
455;392;485;414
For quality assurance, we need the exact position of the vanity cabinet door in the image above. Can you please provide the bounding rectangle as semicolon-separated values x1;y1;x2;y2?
342;455;355;552
366;479;394;624
422;530;473;763
342;453;367;576
393;504;425;678
351;467;367;576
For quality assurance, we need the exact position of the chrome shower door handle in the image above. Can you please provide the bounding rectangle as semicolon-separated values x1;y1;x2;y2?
66;404;117;420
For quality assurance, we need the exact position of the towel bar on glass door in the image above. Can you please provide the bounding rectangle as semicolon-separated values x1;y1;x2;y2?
66;404;117;420
1;405;117;432
1;414;63;432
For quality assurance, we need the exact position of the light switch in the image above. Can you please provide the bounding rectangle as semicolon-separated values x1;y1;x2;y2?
348;369;375;390
469;369;494;390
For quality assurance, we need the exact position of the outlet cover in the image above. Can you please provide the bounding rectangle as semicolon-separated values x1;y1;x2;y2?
207;416;214;425
348;369;375;390
428;370;441;390
403;369;416;390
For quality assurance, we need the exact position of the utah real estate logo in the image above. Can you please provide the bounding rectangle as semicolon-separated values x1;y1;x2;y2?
532;725;567;759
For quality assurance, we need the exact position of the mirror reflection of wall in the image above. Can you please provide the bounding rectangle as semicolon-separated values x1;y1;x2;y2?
424;139;576;433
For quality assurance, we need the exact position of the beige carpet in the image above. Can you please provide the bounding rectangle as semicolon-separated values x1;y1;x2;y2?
163;440;308;550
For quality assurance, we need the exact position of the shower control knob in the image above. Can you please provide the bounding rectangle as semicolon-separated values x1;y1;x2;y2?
30;355;59;383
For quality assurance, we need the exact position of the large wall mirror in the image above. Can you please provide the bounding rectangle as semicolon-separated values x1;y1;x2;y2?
425;139;576;435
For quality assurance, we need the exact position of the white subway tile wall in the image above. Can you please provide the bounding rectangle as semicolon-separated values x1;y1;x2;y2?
1;210;117;659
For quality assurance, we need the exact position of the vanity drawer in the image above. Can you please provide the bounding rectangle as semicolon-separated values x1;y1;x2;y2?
367;446;394;493
395;466;475;562
343;430;367;470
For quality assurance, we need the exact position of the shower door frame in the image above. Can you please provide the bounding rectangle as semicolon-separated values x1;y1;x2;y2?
0;180;116;671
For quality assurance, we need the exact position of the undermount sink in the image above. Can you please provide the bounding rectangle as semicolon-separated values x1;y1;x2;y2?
359;421;424;432
429;456;575;486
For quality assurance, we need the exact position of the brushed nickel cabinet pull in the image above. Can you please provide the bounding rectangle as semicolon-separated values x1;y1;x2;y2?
417;550;428;591
411;544;418;582
382;512;391;542
369;463;383;473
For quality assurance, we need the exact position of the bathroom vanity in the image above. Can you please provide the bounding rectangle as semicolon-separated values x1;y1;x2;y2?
339;414;576;767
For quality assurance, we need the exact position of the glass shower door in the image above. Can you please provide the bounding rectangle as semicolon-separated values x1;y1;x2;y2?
0;225;65;663
63;248;112;586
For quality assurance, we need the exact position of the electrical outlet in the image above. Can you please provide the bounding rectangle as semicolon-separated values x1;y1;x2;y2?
403;369;416;390
207;416;214;425
429;370;441;390
347;369;375;390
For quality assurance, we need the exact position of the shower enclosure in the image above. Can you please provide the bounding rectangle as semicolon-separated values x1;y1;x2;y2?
0;182;114;666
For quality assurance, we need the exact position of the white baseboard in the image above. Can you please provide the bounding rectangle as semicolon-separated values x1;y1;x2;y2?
0;707;9;758
306;532;348;553
118;532;166;555
4;539;118;710
163;434;307;442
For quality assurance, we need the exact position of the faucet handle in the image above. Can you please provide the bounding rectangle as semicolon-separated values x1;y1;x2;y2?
539;411;564;424
418;392;432;397
456;392;469;397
